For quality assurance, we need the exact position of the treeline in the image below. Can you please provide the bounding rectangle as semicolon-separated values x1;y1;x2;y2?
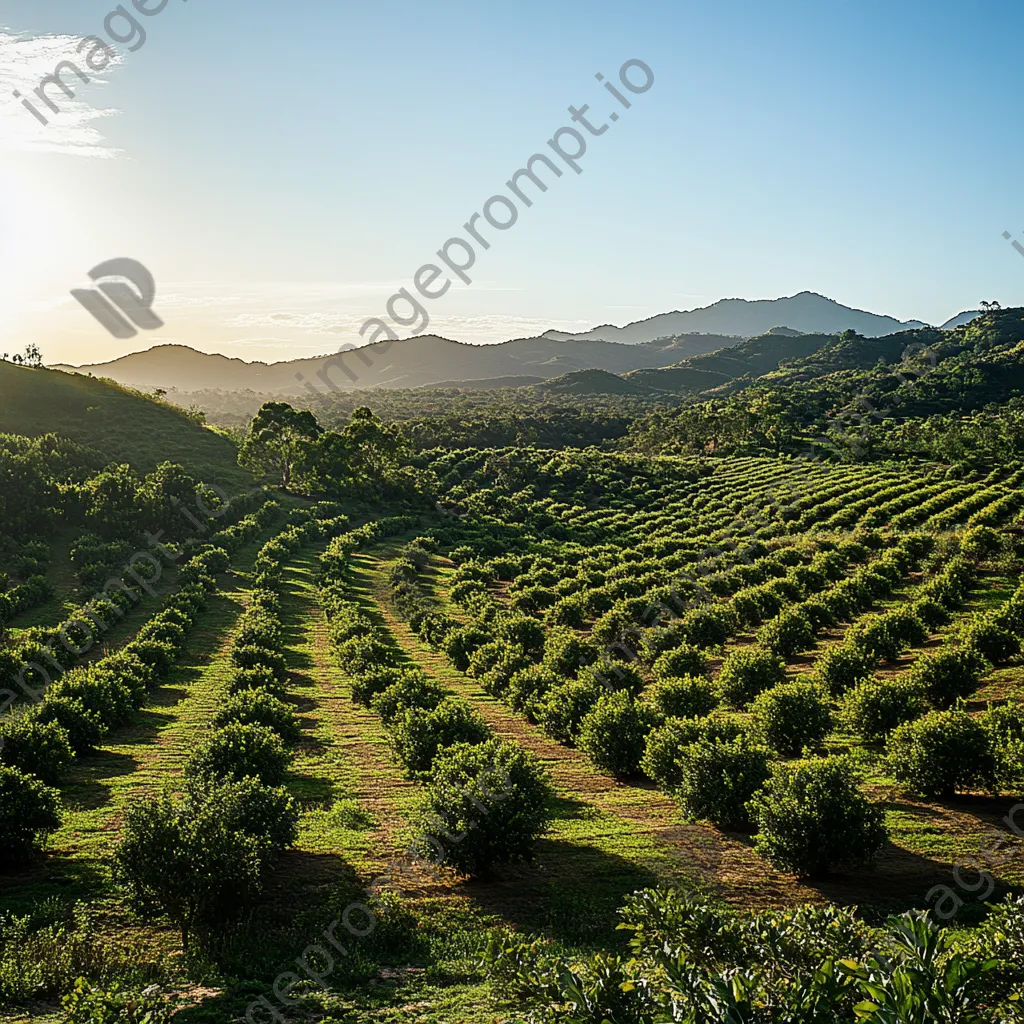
180;387;671;450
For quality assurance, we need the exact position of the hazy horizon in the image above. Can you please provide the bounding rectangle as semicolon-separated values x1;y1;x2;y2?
49;288;973;370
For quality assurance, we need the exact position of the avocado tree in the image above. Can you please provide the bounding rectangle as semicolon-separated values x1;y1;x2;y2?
239;402;322;490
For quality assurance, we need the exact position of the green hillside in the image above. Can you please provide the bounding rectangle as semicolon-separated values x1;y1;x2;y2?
538;367;662;396
626;328;836;393
0;363;247;485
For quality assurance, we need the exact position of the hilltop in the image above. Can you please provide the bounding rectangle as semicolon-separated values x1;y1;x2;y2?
0;361;248;485
541;291;934;344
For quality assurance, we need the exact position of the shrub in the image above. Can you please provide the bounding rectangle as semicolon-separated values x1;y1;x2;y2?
125;639;176;677
496;614;545;656
954;617;1020;665
55;671;134;730
577;692;660;778
548;595;587;628
748;756;887;877
481;645;532;698
642;675;719;720
442;624;492;672
841;679;928;743
184;723;292;787
674;737;772;830
0;765;61;862
113;780;295;950
912;597;950;631
651;643;710;681
389;698;491;776
641;714;743;791
542;627;599;677
984;701;1024;791
371;670;446;724
906;647;990;708
235;610;283;650
580;658;645;698
98;651;153;701
231;644;287;681
505;665;559;718
757;608;815;658
961;525;1002;559
335;633;399;675
185;776;299;852
213;688;301;744
228;665;285;699
637;621;696;664
535;677;602;743
815;643;877;697
750;681;832;755
679;606;736;649
801;596;837;631
0;713;73;785
716;648;787;708
137;618;186;651
885;607;928;649
418;740;552;877
36;696;106;755
466;640;504;679
350;666;406;706
847;615;906;663
887;709;997;797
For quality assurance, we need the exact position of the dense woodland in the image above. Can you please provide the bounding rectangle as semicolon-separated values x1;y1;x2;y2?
1;310;1024;1022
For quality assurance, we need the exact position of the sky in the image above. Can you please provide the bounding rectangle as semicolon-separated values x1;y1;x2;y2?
1;0;1023;366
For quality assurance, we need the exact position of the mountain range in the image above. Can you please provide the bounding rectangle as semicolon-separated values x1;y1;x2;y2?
53;292;981;395
55;333;742;395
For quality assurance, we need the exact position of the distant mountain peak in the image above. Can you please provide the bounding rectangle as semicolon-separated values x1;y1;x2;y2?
542;293;928;345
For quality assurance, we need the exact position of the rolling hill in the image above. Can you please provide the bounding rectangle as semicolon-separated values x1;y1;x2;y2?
0;361;248;485
538;368;665;396
54;331;743;395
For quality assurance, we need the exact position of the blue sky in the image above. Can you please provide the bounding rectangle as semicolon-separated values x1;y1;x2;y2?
2;0;1023;364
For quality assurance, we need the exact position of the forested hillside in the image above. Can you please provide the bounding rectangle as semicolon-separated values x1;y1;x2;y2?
629;308;1024;464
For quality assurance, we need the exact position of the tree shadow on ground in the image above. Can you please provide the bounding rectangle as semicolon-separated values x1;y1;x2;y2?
794;833;1022;917
0;848;112;913
457;837;660;948
174;852;370;1024
60;749;140;811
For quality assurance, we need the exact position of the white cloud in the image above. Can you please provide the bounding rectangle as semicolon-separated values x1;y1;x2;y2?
0;30;124;158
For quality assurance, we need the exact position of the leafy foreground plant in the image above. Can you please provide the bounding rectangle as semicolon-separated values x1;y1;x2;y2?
482;888;1024;1023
